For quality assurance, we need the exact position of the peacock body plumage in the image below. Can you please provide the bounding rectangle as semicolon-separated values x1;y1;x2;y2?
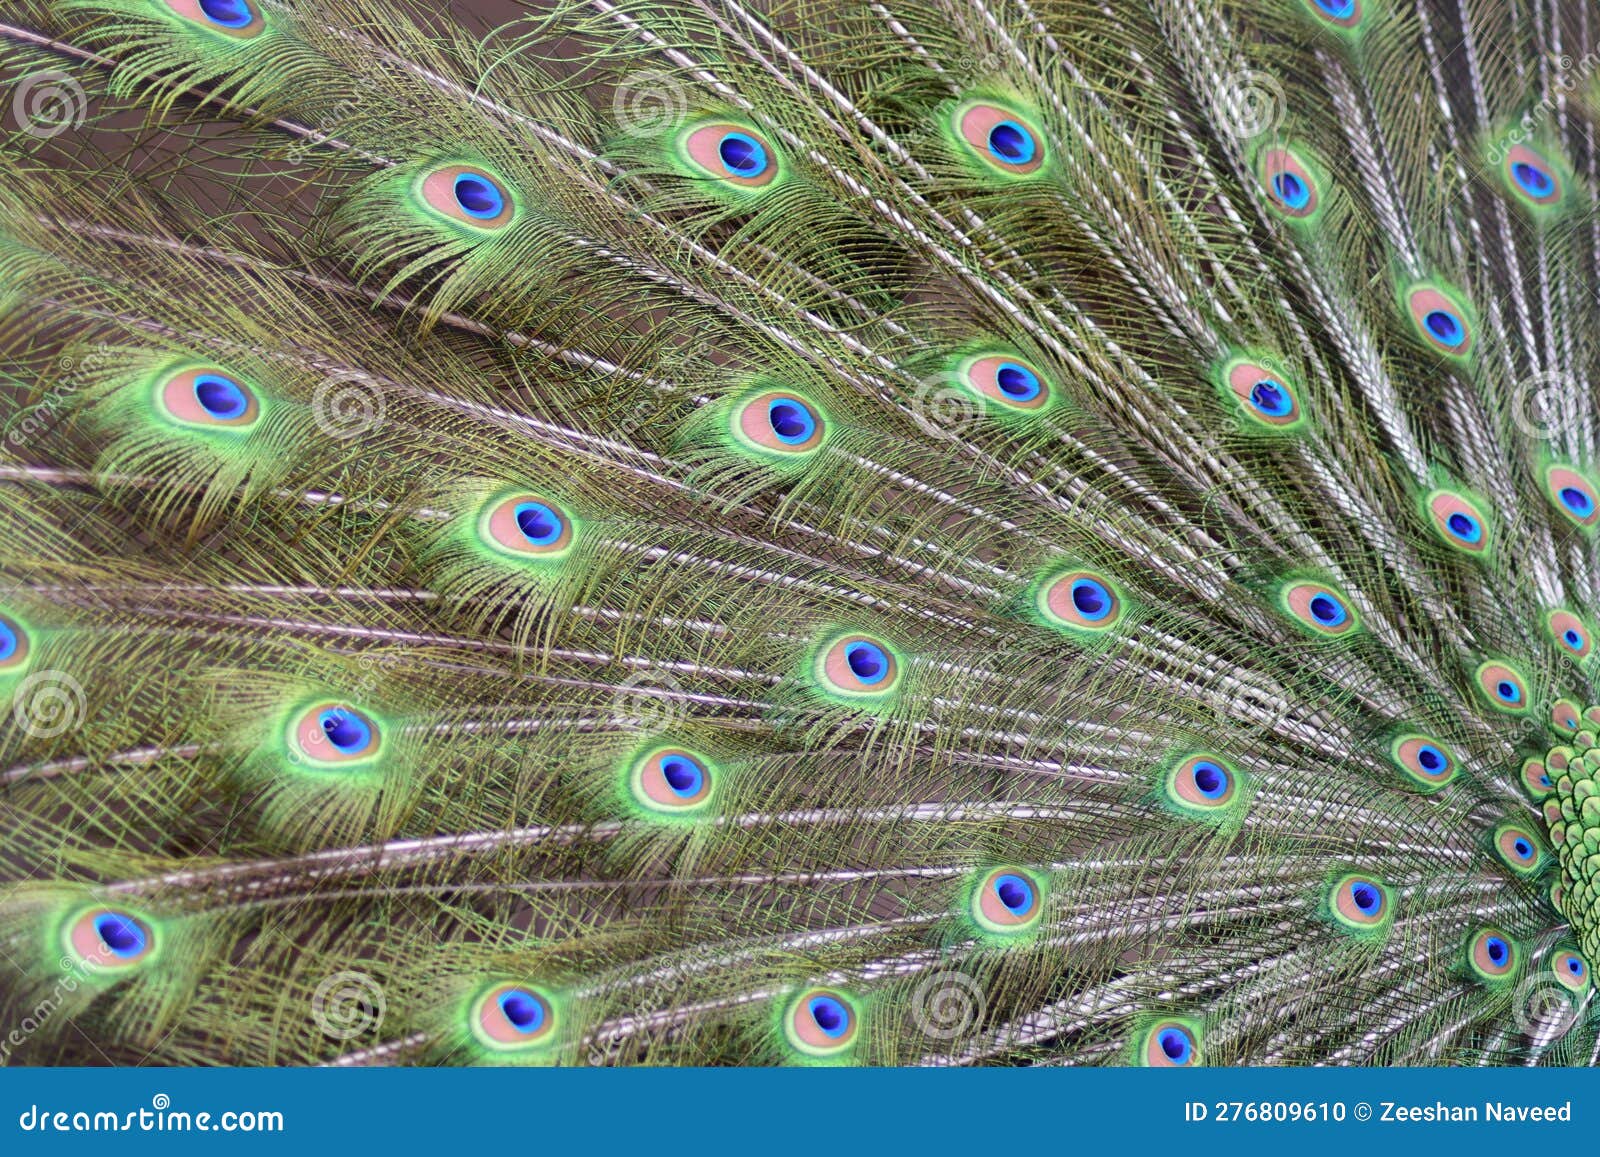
1;0;1599;1067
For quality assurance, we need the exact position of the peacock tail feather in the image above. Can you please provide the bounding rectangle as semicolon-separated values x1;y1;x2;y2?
2;0;1600;1066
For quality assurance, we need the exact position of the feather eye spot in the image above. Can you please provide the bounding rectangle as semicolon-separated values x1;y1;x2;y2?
954;102;1046;176
480;492;576;560
66;908;155;971
733;391;827;456
1305;0;1362;26
1165;753;1244;816
290;702;382;767
1474;661;1529;713
958;354;1052;412
1546;466;1600;528
1038;569;1125;634
1493;822;1545;876
158;366;261;430
1279;581;1358;637
1426;491;1489;554
1467;928;1519;982
0;613;30;672
1390;733;1456;790
1140;1020;1202;1067
682;123;779;188
1259;149;1318;219
1223;358;1303;429
473;983;558;1050
784;988;860;1059
1551;699;1580;736
1521;757;1553;799
971;866;1045;934
1549;611;1592;659
628;746;716;816
1405;286;1473;357
417;164;516;230
166;0;265;36
814;632;902;700
1328;873;1391;933
1505;145;1563;207
1552;950;1590;993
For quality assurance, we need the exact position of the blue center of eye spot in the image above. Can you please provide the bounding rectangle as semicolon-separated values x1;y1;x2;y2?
319;708;371;753
1315;0;1355;15
1159;1029;1190;1062
844;641;888;684
513;502;562;546
1417;745;1444;773
1497;680;1519;703
453;174;504;219
1425;310;1463;345
1309;594;1344;625
1565;629;1582;647
1487;938;1508;965
1272;171;1310;210
767;398;816;444
1192;761;1227;798
1351;883;1380;914
1446;512;1481;542
199;0;254;27
995;874;1033;913
498;990;544;1033
660;756;704;798
1561;486;1594;516
809;997;848;1037
1514;838;1532;859
1540;774;1552;788
1070;578;1111;621
95;914;146;957
0;620;17;662
193;374;249;420
987;121;1036;165
1570;959;1585;977
995;362;1041;401
1512;161;1554;198
717;132;767;176
1249;379;1292;416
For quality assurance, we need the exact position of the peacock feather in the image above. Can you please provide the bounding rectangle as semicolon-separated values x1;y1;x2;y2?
2;0;1600;1067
